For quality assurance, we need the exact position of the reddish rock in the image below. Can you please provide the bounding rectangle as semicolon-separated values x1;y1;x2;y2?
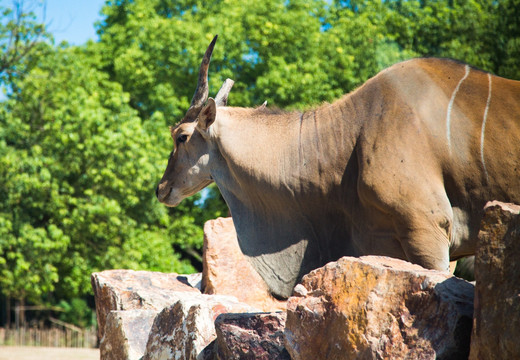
91;269;199;338
100;310;157;360
285;256;474;360
142;292;257;360
214;312;289;360
202;217;286;311
469;201;520;359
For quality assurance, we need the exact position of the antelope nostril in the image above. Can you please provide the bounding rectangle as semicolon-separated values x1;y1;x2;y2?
156;185;173;202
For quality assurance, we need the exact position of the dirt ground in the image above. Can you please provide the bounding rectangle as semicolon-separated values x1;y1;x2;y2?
0;346;99;360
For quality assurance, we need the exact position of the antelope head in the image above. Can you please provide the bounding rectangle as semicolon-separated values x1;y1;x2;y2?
156;35;233;206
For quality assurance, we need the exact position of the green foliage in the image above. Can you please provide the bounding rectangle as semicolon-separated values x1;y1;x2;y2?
58;298;96;329
96;0;517;117
495;0;520;79
0;0;519;327
97;0;338;113
380;0;497;71
0;43;200;304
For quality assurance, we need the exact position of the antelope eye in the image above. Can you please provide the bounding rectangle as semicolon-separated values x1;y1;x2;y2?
177;134;188;143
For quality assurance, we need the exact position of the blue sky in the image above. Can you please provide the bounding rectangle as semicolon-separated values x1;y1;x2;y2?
44;0;106;45
0;1;106;100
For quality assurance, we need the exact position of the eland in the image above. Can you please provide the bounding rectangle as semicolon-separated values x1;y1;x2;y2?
157;36;520;298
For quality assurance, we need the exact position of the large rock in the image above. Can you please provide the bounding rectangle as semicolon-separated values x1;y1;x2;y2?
142;292;257;360
214;312;289;360
91;269;200;339
202;217;286;311
469;201;520;359
93;269;260;360
285;256;474;360
100;310;157;360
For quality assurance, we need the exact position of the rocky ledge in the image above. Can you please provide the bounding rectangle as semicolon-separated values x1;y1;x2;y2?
93;201;520;359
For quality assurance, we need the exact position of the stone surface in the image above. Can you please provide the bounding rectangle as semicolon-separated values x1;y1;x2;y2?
285;256;474;360
469;201;520;359
142;292;257;360
202;217;286;311
91;269;200;338
214;312;289;360
100;309;157;360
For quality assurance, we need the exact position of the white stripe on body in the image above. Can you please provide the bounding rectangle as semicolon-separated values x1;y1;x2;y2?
446;65;470;153
480;73;492;182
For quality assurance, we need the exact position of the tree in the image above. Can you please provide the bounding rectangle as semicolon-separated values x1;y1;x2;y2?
381;0;497;72
0;2;229;320
0;1;49;88
95;0;511;120
1;0;519;327
495;0;520;79
0;43;196;306
96;0;345;115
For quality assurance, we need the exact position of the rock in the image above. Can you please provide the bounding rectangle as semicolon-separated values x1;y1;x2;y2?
214;312;289;360
202;217;286;311
100;310;157;360
142;292;257;360
285;256;474;360
91;269;200;339
178;272;203;291
469;201;520;359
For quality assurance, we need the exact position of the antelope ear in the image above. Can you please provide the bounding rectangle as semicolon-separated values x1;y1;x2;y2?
197;97;216;131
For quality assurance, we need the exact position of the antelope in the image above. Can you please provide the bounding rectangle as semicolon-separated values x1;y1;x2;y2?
157;36;520;298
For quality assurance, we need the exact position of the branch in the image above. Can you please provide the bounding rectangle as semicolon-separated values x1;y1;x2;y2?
0;0;47;78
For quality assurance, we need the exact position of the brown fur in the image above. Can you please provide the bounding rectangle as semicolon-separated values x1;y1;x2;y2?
157;58;520;298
